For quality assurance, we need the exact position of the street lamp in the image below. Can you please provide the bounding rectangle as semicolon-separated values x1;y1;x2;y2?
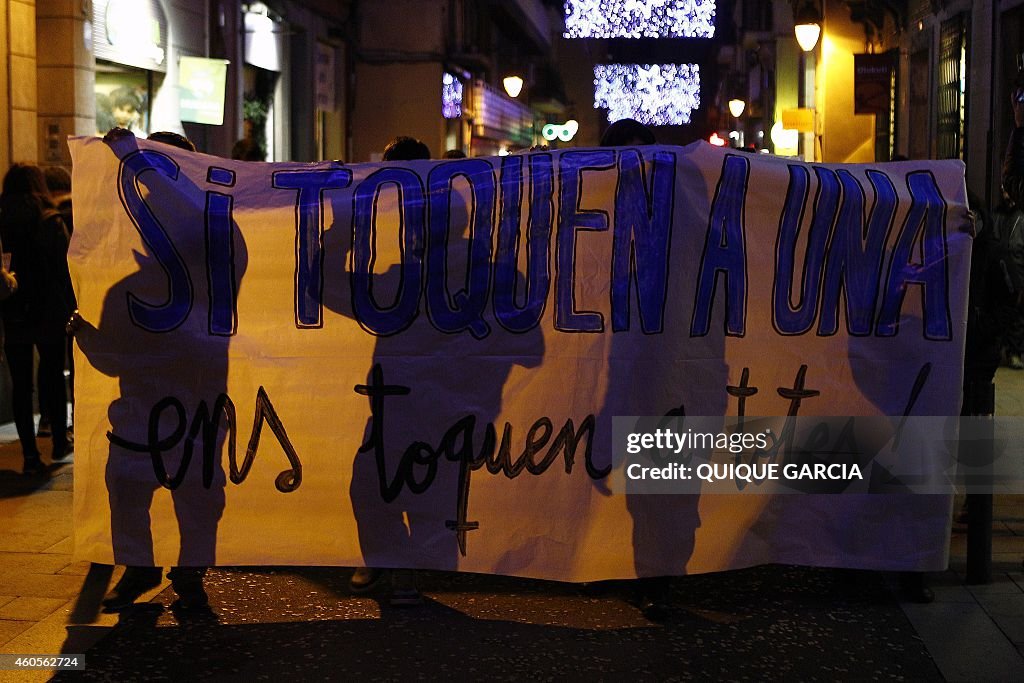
794;1;822;52
503;75;524;98
728;98;746;118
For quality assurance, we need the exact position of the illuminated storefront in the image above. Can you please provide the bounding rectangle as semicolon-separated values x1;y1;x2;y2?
242;2;286;161
92;0;171;137
470;80;536;157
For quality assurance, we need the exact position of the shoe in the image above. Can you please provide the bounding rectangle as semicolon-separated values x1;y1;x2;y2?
102;566;163;611
898;572;935;604
1011;355;1024;370
350;567;384;593
52;441;73;462
388;570;422;606
170;599;215;621
171;579;209;610
637;577;671;622
22;457;45;476
639;596;670;622
37;417;51;438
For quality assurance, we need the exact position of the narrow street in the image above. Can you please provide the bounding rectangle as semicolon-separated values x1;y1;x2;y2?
2;367;1023;680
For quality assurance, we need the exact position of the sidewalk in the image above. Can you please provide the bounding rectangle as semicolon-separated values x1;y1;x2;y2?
1;371;1023;680
0;421;167;683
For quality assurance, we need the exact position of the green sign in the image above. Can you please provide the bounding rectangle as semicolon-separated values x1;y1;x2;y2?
179;57;228;125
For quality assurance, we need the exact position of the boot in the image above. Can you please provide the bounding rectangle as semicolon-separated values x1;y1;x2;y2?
102;566;163;611
389;570;422;606
350;567;384;593
898;572;934;604
168;567;209;610
22;456;44;476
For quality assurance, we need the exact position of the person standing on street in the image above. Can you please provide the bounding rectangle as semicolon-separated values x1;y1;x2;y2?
0;163;74;475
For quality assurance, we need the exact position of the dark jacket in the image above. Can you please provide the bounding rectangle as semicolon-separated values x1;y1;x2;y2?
53;194;73;236
0;195;76;343
1003;127;1024;208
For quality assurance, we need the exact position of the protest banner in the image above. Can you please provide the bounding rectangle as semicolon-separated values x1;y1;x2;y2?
68;135;970;579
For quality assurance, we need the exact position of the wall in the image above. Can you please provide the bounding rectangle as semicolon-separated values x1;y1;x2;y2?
352;61;443;161
773;37;800;156
553;35;604;148
358;0;445;56
817;0;875;163
36;0;94;166
284;1;347;163
7;0;37;164
1;0;9;173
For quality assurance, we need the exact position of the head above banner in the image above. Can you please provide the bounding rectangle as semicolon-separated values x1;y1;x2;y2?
148;131;197;152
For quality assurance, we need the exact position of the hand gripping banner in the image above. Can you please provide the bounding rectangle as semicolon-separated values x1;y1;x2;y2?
68;135;970;579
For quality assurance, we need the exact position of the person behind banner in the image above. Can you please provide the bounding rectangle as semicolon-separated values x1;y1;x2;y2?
72;129;243;615
593;117;704;618
599;118;657;147
382;135;430;162
231;137;264;161
330;135;544;606
0;163;75;475
346;134;432;605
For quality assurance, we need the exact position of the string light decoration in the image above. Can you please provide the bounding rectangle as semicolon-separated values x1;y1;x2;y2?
593;63;701;125
564;0;716;39
442;72;463;119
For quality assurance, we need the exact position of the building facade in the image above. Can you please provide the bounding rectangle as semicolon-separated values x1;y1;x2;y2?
720;0;1020;205
1;1;570;168
348;0;562;162
1;0;351;168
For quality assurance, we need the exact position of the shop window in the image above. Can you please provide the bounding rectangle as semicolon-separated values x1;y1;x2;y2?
937;13;968;160
95;65;154;136
908;49;929;160
243;65;277;161
870;52;898;162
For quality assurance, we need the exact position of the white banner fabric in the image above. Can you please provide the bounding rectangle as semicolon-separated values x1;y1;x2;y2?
68;135;970;580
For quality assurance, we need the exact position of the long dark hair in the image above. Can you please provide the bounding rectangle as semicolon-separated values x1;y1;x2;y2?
2;163;51;199
0;163;58;253
1;163;55;217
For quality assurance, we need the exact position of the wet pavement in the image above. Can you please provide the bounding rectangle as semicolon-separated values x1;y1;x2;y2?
54;565;939;681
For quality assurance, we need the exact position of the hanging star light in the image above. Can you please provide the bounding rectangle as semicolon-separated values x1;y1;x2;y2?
442;72;463;119
563;0;716;39
593;63;701;125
